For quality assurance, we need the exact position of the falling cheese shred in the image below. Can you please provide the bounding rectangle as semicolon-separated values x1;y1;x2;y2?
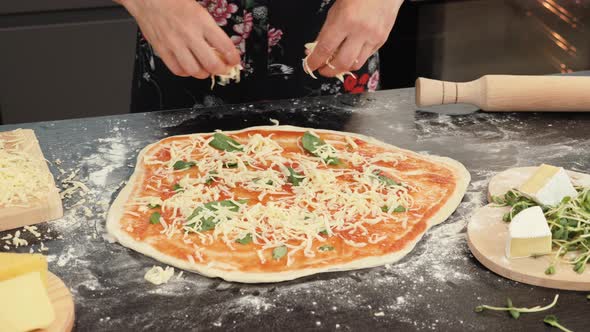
303;42;356;83
131;131;415;266
0;130;53;207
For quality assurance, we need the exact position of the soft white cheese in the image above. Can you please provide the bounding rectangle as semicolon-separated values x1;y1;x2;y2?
506;206;552;259
518;164;578;206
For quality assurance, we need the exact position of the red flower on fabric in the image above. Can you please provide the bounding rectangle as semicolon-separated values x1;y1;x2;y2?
200;0;238;27
268;28;283;53
231;12;254;55
367;70;379;92
343;73;370;94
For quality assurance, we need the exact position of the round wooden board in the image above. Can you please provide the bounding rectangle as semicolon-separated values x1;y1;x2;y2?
42;272;75;332
467;166;590;291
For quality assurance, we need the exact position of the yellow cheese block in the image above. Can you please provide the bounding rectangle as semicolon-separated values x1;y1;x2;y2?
0;272;55;332
0;252;48;287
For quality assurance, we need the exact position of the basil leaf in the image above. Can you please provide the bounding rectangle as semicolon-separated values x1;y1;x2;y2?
236;233;253;245
301;132;341;165
381;205;406;213
224;162;239;168
287;166;304;186
319;229;328;236
205;171;218;185
373;171;399;186
186;199;249;232
318;245;334;252
393;206;406;213
172;183;183;192
272;245;288;260
149;212;161;224
209;133;243;152
147;204;161;209
173;160;196;170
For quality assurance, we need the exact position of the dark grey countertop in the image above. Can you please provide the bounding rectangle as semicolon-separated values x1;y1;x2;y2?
1;85;589;331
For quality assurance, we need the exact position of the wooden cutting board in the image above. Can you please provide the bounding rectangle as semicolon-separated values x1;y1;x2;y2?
467;167;590;290
0;129;63;232
43;272;75;332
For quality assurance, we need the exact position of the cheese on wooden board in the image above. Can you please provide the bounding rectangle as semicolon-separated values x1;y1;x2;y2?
0;253;47;286
506;206;552;259
0;272;55;332
519;164;578;206
0;252;48;287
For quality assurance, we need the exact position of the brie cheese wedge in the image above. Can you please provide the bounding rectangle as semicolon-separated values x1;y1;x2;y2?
519;164;578;206
506;206;552;259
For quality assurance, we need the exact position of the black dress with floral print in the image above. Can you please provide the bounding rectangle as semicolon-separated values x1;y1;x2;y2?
131;0;380;112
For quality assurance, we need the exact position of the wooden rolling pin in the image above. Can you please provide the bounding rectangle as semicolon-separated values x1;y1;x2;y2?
415;75;590;112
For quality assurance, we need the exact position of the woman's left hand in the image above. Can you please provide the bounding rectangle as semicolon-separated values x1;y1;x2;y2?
306;0;404;78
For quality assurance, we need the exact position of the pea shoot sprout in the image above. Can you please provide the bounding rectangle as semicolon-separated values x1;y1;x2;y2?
544;315;573;332
474;294;559;319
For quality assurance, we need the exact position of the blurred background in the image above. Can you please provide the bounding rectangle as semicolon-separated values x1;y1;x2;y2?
0;0;588;124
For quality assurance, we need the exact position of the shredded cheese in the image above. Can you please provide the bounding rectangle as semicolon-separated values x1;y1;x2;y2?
128;130;417;266
0;130;53;207
303;42;356;83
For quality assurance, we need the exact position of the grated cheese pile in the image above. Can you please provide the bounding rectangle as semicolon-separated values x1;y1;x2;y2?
128;131;415;266
0;130;52;207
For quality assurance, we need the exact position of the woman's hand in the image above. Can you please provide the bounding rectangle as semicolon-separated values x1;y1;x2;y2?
305;0;403;78
117;0;241;79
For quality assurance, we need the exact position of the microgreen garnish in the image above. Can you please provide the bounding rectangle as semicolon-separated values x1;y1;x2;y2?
495;187;590;273
273;246;288;260
236;233;253;245
149;212;161;225
287;166;305;186
209;132;243;152
147;204;161;209
173;160;196;170
544;315;573;332
474;294;559;319
301;131;341;165
318;245;334;252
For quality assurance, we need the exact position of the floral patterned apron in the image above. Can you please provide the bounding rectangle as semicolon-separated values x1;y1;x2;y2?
131;0;380;112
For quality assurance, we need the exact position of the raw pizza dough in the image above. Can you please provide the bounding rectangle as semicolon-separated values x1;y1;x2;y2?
467;167;590;290
107;125;470;283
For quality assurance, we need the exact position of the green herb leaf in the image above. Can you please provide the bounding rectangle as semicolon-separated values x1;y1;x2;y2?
224;162;239;168
318;245;334;252
509;309;520;319
301;132;341;165
545;265;556;275
272;246;288;260
236;233;253;245
209;132;243;152
393;206;406;213
147;204;161;209
186;199;248;232
574;260;586;274
543;315;573;332
172;183;183;192
319;230;329;236
205;171;218;184
149;212;161;225
287;166;305;186
381;205;407;213
373;171;399;187
173;160;196;170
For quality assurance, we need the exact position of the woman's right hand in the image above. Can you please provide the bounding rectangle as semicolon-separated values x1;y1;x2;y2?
117;0;241;79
